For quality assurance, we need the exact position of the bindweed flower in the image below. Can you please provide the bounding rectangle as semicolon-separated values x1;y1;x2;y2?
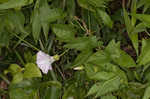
36;51;56;74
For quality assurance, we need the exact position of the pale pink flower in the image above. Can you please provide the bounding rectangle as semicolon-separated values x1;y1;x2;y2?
36;51;55;74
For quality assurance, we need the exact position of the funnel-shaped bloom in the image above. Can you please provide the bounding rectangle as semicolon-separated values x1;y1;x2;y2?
36;51;55;74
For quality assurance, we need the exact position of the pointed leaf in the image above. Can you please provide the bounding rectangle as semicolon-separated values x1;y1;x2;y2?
23;63;42;78
52;24;76;42
97;9;113;28
95;76;121;98
0;0;33;10
32;10;41;43
143;86;150;99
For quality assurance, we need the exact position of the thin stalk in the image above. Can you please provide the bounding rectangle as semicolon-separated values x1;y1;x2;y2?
0;74;10;84
12;33;40;51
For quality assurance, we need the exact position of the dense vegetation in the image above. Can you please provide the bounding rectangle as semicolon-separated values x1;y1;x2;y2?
1;0;150;99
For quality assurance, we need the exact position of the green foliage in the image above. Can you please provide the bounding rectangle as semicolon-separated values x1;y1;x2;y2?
137;39;150;66
23;63;42;78
52;24;76;42
1;0;150;99
0;0;33;10
143;86;150;99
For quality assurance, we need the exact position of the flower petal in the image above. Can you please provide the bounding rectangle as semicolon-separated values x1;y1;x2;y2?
36;51;54;74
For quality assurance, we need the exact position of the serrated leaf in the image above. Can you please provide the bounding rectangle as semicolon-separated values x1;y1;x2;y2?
97;9;113;28
0;0;33;10
23;63;42;78
52;24;76;42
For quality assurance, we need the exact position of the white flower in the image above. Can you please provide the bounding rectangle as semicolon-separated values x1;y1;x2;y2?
36;51;55;74
73;65;84;70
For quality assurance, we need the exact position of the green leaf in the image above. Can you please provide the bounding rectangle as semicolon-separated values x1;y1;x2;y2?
77;0;95;11
143;86;150;99
72;50;93;67
97;9;113;28
90;71;116;81
105;40;120;58
52;24;76;42
0;0;8;3
95;76;121;98
42;22;49;40
24;51;34;63
39;0;65;39
123;9;134;33
0;31;10;47
105;63;128;83
40;7;65;23
7;64;22;75
129;32;139;55
123;9;138;55
113;50;136;68
12;72;23;84
40;81;62;88
105;40;136;67
132;14;150;27
87;83;101;96
133;23;146;33
87;50;111;65
9;88;30;99
0;0;33;10
32;10;41;43
7;10;26;33
9;79;38;99
137;39;150;66
87;76;121;97
23;63;42;78
101;94;117;99
77;0;109;11
65;36;100;51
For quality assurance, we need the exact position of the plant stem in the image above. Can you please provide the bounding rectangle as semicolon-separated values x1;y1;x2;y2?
0;74;10;84
50;70;58;99
12;33;40;51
